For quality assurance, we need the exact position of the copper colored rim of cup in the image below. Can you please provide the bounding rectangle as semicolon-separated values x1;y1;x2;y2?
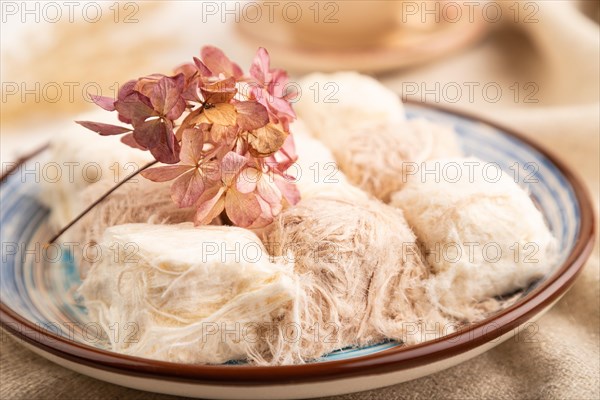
0;101;596;386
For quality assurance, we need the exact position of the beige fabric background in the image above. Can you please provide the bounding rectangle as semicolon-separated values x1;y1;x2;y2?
1;1;598;399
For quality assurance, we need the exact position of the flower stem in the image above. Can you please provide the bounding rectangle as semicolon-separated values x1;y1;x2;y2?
0;144;50;184
46;159;158;245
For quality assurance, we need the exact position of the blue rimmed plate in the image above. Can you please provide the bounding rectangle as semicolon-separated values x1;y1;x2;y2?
0;103;595;399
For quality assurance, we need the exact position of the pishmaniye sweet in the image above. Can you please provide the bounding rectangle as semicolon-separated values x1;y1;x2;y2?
42;47;557;365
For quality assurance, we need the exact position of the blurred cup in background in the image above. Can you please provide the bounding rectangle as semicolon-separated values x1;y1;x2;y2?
283;0;403;48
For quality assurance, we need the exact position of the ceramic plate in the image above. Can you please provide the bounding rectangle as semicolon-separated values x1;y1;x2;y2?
0;103;595;399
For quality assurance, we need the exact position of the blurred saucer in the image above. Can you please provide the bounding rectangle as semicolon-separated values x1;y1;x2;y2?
237;13;488;73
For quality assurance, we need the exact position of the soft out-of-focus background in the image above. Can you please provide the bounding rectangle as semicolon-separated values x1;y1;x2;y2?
1;1;599;399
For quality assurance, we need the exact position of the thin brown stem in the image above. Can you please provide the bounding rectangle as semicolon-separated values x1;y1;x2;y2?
0;144;50;183
46;159;158;245
47;99;207;245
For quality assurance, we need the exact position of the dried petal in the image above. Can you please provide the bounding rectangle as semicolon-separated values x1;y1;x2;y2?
134;74;162;95
90;94;116;111
150;75;185;118
120;133;146;150
221;151;248;186
247;123;288;157
248;196;276;228
201;77;237;104
257;174;282;211
210;124;237;143
235;101;269;131
75;121;131;136
148;130;180;164
225;189;261;227
268;69;289;97
133;118;165;148
114;92;156;125
174;63;198;79
236;167;260;194
268;96;296;121
179;127;206;165
77;45;298;229
203;103;237;126
274;174;300;205
175;63;201;101
267;134;298;173
194;185;226;225
201;46;243;78
117;80;137;102
141;165;191;182
250;47;270;84
200;159;221;181
166;97;187;120
171;169;206;208
193;57;212;78
274;69;297;101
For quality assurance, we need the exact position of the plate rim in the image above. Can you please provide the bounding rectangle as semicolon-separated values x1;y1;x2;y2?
0;101;596;386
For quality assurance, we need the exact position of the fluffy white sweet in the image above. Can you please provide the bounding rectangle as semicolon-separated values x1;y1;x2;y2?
266;195;452;360
295;71;405;143
408;118;462;160
294;72;461;201
72;178;195;278
289;119;368;201
78;223;298;365
391;158;557;317
41;109;153;229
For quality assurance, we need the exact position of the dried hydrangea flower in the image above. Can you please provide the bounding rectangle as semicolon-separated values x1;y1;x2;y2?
75;46;299;228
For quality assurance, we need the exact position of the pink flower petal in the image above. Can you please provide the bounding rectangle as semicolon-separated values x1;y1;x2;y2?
210;124;237;144
266;133;298;172
193;57;212;78
235;101;269;132
200;77;237;104
248;196;276;229
200;46;244;79
90;94;116;111
179;127;205;165
250;47;270;84
224;189;262;227
120;133;146;150
274;174;300;205
271;69;296;100
117;80;137;102
133;118;164;148
114;92;156;125
75;121;131;136
171;169;206;208
141;165;191;182
164;120;178;155
175;62;202;102
151;75;184;117
257;175;282;206
166;97;187;120
148;131;180;164
203;103;237;126
200;159;221;182
194;185;226;225
236;167;259;194
221;151;248;186
134;74;162;98
268;96;296;120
